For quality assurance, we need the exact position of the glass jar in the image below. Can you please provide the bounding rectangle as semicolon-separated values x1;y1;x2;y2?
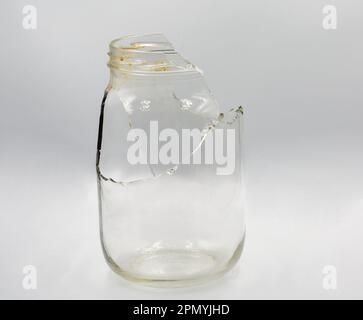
96;34;246;287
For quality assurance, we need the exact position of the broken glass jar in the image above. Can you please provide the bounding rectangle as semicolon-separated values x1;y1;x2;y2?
96;34;246;286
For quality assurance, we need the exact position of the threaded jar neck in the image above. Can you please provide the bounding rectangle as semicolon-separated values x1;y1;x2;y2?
108;34;199;75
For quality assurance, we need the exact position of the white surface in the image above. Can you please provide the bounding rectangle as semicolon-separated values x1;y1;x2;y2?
1;0;363;299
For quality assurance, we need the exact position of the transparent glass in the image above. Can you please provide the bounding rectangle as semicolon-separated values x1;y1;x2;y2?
96;34;246;287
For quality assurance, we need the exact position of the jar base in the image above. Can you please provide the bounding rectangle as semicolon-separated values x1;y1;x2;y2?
103;239;244;287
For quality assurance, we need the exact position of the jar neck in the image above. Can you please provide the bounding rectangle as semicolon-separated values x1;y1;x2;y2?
107;34;199;77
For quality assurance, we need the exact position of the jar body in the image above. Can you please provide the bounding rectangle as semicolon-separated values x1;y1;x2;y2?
97;36;245;286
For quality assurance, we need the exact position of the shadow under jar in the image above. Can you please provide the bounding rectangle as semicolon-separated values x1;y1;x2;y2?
96;34;246;287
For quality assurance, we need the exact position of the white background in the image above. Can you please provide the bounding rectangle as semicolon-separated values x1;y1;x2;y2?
1;0;362;299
